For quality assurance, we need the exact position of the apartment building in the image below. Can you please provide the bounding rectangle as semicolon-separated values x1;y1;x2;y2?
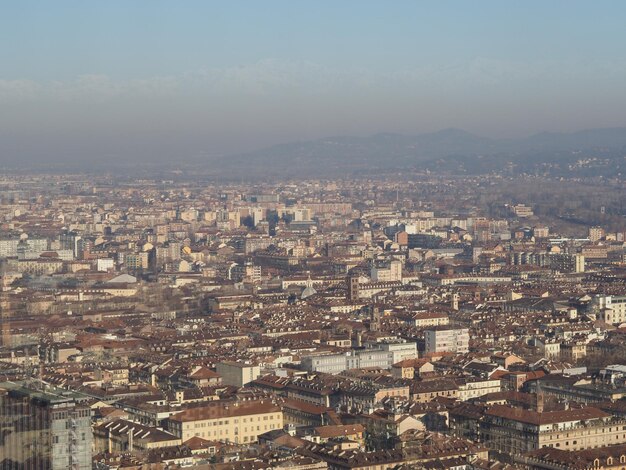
167;400;283;444
594;295;626;325
424;327;470;354
481;405;626;454
0;381;93;470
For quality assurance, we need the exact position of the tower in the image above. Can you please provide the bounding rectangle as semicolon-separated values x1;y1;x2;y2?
347;274;360;302
370;305;381;332
536;380;545;413
451;293;459;311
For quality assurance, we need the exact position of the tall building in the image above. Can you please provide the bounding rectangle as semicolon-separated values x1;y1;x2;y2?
0;381;93;470
589;226;605;242
424;327;470;354
347;274;360;302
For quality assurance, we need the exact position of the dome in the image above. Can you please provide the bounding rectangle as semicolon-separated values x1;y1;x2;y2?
301;285;317;299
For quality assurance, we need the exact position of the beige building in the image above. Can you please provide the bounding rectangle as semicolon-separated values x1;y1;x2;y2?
391;359;434;379
536;338;561;359
481;405;626;454
216;361;261;387
167;400;283;444
411;312;449;328
457;378;502;401
560;341;587;362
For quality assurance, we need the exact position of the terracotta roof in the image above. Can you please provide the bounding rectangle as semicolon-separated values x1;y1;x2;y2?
169;400;280;423
486;404;610;425
313;424;364;438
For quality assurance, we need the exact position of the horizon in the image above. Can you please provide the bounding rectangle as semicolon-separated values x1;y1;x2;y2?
3;1;626;164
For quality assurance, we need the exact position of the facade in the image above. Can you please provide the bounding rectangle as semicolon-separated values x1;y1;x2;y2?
94;418;180;453
594;295;626;325
167;400;283;444
589;226;605;242
424;327;470;354
216;361;261;387
410;312;450;328
457;378;502;401
480;405;626;454
370;259;402;282
302;343;417;374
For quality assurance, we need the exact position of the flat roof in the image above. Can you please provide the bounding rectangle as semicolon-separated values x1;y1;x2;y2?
0;380;88;406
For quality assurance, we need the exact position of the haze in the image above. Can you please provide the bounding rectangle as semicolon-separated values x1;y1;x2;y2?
2;1;626;164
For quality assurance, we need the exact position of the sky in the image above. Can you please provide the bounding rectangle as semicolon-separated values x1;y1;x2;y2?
2;1;626;163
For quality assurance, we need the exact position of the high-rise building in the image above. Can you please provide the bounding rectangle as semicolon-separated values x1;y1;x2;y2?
424;327;470;354
0;381;93;470
589;226;605;242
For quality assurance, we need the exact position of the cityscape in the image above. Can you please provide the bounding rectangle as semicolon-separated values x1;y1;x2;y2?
2;2;626;470
1;171;626;469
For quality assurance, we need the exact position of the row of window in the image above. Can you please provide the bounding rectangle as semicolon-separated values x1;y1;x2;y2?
189;414;279;429
193;423;277;439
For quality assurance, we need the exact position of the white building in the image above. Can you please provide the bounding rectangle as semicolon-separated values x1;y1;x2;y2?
594;295;626;325
302;342;417;374
97;258;115;272
370;259;402;282
424;327;469;354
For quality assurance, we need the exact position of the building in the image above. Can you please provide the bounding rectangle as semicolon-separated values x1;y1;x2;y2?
216;361;261;387
96;258;115;272
424;327;470;354
0;381;93;470
480;405;626;454
409;312;450;328
370;259;402;282
511;204;534;218
549;253;585;273
594;295;626;325
167;399;283;444
589;226;605;242
94;418;181;453
302;343;417;374
347;274;360;302
124;252;149;270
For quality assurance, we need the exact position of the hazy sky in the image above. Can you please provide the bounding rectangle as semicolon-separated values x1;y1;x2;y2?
2;1;626;162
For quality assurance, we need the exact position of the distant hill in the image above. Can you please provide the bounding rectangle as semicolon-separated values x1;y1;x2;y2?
216;127;626;177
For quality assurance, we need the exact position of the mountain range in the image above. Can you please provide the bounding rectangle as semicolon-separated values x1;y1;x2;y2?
214;127;626;178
